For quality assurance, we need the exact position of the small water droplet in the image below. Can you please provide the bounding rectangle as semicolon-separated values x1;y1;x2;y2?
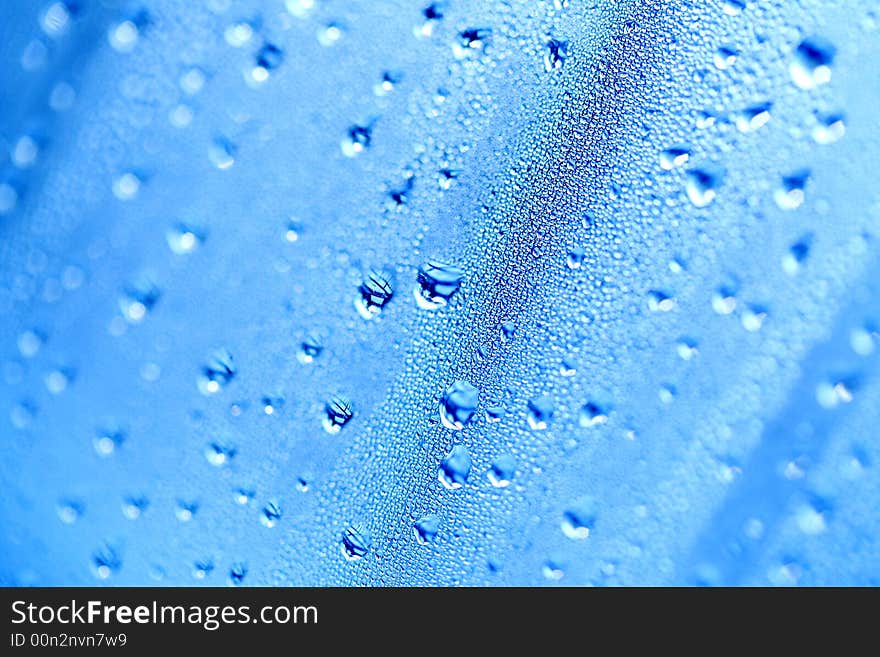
544;39;568;71
92;544;121;579
812;112;845;145
722;0;745;16
175;500;198;522
438;444;472;489
660;144;691;170
323;395;353;434
774;170;809;210
205;440;236;466
297;333;323;364
197;348;236;395
741;305;768;332
355;270;393;319
193;559;214;579
113;172;141;200
413;515;440;544
685;167;723;207
783;235;811;274
562;496;598;539
566;246;585;269
261;500;282;527
647;289;677;312
18;329;44;358
317;22;344;47
109;19;140;53
578;402;608;427
791;37;836;90
229;562;247;585
439;381;479;430
712;286;738;315
453;28;491;59
122;494;149;520
487;454;516;488
341;524;371;560
166;222;204;254
527;395;555;430
119;274;160;323
374;70;402;96
209;136;236;169
341;124;371;157
713;45;739;70
414;260;464;309
94;423;126;457
57;499;83;524
734;102;772;133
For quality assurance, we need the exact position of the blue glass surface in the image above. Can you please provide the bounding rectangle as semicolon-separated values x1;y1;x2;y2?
1;0;879;586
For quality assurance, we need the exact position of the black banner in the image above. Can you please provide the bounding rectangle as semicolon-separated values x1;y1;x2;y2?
0;587;872;650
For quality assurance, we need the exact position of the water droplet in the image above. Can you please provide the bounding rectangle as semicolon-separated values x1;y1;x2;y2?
415;2;445;38
341;124;371;157
197;348;236;395
783;235;811;274
774;170;809;210
413;515;440;544
527;395;555;430
453;28;491;59
297;333;323;364
0;182;18;215
166;222;204;254
734;102;772;133
323;395;353;434
261;500;282;527
850;326;876;356
209;136;236;169
205;440;236;466
713;45;739;70
45;367;73;394
341;524;371;560
12;135;39;168
659;144;691;170
562;496;598;539
414;260;464;309
175;500;198;522
438;445;472;489
317;22;344;47
225;21;254;47
542;558;565;581
791;37;836;90
647;289;677;312
712;287;738;315
18;329;44;358
42;2;72;38
374;70;401;96
355;270;393;319
741;305;768;332
112;172;141;200
439;381;479;430
812;112;845;145
94;423;126;457
234;488;255;505
57;499;83;524
795;504;827;535
578;402;608;427
180;67;206;95
10;400;36;429
685;167;723;207
119;274;161;323
286;0;315;19
229;562;247;585
92;544;121;579
193;559;214;579
544;39;568;71
722;0;745;16
487;454;516;488
122;495;149;520
109;20;139;53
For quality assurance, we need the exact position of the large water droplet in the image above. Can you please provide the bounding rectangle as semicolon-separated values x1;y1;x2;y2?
812;112;845;145
734;102;772;133
261;500;282;527
297;333;323;364
439;381;479;430
323;395;353;434
487;454;516;488
166;222;204;254
791;37;836;90
341;524;371;560
453;28;491;59
659;144;691;170
544;39;568;71
355;270;393;320
438;445;472;489
119;275;161;323
413;515;440;544
341;124;371;157
414;260;464;309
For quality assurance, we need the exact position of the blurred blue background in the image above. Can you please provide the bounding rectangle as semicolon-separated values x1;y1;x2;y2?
1;0;879;586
